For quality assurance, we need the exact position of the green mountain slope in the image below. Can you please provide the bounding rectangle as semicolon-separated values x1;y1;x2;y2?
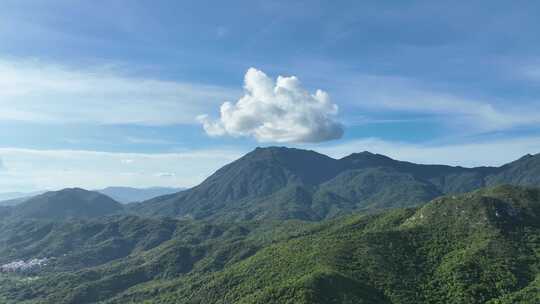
0;206;12;219
133;147;540;221
132;147;341;219
9;188;123;220
1;185;539;304
119;185;540;304
487;153;540;187
0;216;309;304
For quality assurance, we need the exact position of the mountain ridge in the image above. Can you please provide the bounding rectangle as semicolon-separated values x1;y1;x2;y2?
131;147;540;221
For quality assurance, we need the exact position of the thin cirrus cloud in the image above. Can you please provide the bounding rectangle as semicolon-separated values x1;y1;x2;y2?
0;58;237;125
334;73;540;132
519;63;540;82
198;68;344;143
154;172;176;178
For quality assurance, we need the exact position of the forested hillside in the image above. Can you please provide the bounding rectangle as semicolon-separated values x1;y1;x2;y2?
0;185;538;303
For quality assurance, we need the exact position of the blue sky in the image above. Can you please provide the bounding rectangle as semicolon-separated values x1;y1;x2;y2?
1;0;540;192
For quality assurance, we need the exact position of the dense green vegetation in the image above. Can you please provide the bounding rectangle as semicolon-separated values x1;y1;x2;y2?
0;185;539;303
133;147;540;221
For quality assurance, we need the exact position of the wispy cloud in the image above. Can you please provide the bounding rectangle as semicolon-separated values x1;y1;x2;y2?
0;58;237;125
517;61;540;82
335;74;540;133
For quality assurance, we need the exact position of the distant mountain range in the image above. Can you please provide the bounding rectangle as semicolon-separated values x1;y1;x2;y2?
0;186;183;206
133;147;540;221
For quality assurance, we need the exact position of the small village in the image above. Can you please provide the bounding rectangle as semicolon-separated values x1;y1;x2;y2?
0;258;50;273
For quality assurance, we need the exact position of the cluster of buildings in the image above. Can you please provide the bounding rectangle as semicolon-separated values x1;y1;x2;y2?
0;258;49;273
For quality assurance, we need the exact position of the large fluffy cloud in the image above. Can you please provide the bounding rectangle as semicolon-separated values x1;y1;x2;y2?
198;68;344;143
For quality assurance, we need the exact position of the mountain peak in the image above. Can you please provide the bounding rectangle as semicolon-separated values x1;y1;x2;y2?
52;187;89;194
13;188;123;220
242;146;339;180
486;152;540;188
340;151;396;168
40;187;102;199
248;146;327;159
505;152;540;164
518;153;539;160
343;150;392;158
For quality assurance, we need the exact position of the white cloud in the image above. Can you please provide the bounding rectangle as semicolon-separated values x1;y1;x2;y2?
313;136;540;168
0;58;237;125
0;147;244;192
199;68;344;143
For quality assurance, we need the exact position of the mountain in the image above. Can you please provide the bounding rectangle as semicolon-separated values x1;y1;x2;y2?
0;185;538;303
0;187;183;207
133;146;540;221
8;188;124;220
486;153;540;187
132;147;341;220
96;186;185;204
0;206;11;219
